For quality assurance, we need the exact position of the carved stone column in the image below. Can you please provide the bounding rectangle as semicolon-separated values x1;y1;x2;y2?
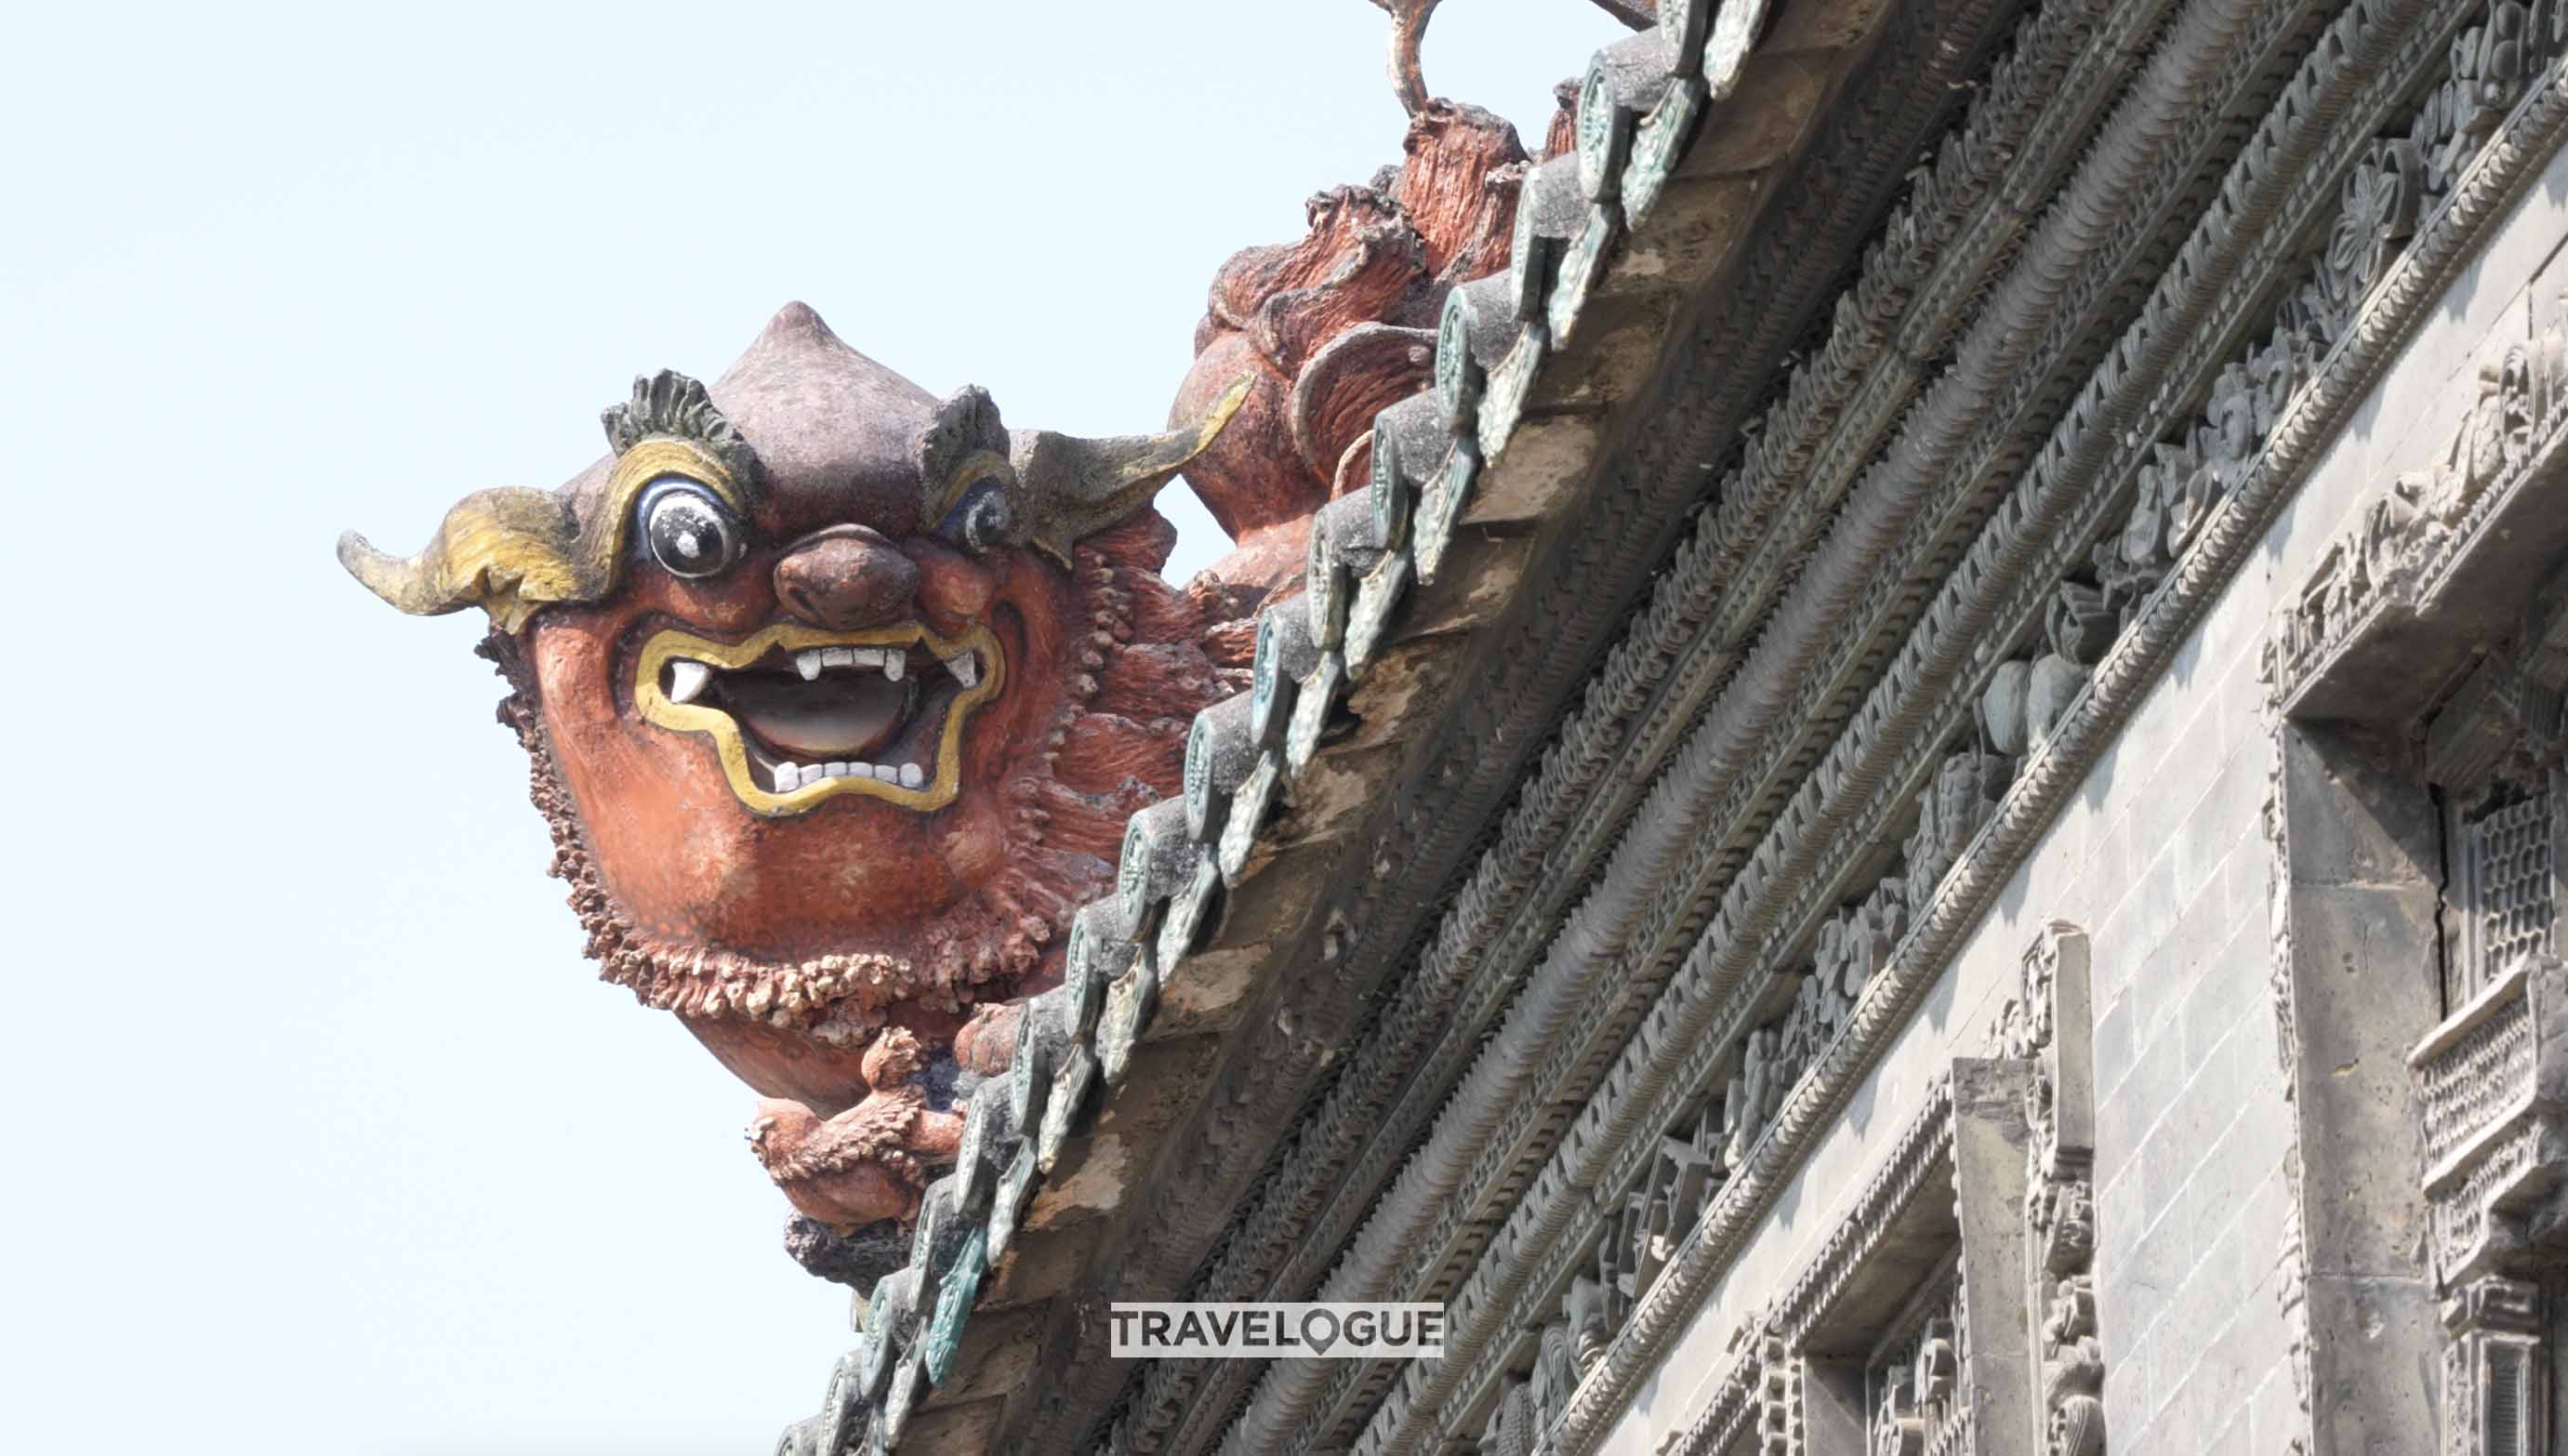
2000;925;2102;1456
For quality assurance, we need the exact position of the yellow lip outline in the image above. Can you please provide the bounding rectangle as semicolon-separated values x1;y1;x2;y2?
633;620;1006;816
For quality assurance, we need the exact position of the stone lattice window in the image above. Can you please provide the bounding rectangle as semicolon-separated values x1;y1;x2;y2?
2463;788;2555;997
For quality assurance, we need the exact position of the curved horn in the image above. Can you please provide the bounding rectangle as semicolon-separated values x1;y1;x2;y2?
337;487;589;634
339;430;757;633
1013;376;1252;565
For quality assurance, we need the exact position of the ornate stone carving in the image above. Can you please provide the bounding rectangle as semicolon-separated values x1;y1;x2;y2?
1869;1304;1966;1456
1871;1370;1923;1456
2453;782;2559;1003
1998;924;2104;1456
2096;439;2190;627
2413;0;2538;202
1569;1275;1617;1380
1902;750;2017;921
1530;1320;1577;1437
1754;1323;1799;1456
2409;955;2568;1285
1629;1104;1726;1304
1477;1375;1535;1456
2440;1275;2547;1456
2273;327;2545;698
2270;890;2317;1450
2408;952;2568;1454
2041;1275;2106;1456
1182;1;2064;1436
2319;139;2421;325
2169;360;2260;557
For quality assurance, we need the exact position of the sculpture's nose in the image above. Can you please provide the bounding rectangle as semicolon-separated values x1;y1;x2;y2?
774;525;919;630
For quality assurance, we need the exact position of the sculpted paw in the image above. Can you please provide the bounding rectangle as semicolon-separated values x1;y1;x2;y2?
746;1029;964;1232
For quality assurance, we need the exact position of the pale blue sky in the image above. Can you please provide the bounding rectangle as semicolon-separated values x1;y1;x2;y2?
0;3;1620;1451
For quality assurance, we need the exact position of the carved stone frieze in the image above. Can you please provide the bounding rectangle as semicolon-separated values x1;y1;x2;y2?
1869;1303;1966;1456
2272;339;2548;699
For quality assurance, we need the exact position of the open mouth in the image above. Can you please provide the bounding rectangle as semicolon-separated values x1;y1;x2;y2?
634;621;1005;814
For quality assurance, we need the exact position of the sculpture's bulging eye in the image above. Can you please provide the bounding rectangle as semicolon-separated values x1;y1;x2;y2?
948;482;1014;555
641;478;742;579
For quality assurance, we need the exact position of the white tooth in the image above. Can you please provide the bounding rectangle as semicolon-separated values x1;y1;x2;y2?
883;649;907;682
667;659;712;705
848;647;884;668
773;763;802;792
871;762;899;783
945;652;978;688
796;650;825;682
900;762;925;788
822;647;854;668
825;761;850;779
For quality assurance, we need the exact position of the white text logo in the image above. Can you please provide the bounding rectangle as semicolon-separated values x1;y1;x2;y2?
1107;1303;1447;1359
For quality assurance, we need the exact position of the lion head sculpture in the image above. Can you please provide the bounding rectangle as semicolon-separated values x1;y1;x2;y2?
342;303;1249;1225
341;90;1526;1248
